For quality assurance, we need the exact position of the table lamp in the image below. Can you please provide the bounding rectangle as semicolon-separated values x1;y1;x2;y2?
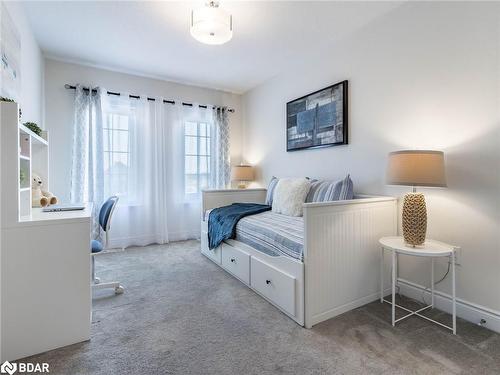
387;150;447;247
231;165;255;189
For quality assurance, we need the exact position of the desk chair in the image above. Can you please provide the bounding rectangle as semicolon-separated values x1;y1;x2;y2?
91;196;124;294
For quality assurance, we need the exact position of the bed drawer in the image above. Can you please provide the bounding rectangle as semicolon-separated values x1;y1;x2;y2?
221;244;250;284
250;257;296;316
201;230;222;264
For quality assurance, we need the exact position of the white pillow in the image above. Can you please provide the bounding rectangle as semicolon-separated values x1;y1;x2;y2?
272;178;311;217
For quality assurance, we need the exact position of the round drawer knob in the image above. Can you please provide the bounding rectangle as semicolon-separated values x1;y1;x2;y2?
230;258;236;263
266;279;271;285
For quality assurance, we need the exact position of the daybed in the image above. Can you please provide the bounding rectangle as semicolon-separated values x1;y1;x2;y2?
201;188;397;328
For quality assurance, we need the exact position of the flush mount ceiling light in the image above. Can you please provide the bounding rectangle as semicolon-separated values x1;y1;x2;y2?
190;1;233;45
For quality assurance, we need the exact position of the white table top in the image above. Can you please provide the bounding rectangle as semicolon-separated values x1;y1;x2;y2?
379;236;456;257
17;203;93;227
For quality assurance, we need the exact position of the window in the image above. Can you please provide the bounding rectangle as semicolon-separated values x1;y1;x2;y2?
103;109;135;203
184;121;211;195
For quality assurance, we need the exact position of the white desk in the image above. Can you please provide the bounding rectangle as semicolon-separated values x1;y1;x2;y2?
1;204;92;361
18;205;93;225
379;236;458;334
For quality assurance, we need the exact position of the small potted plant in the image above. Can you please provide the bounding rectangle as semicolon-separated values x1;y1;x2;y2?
23;122;42;137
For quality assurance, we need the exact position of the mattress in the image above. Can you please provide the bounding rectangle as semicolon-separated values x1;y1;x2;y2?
205;209;304;261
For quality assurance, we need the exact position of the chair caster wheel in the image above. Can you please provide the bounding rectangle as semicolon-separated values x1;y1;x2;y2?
94;277;101;284
115;285;124;294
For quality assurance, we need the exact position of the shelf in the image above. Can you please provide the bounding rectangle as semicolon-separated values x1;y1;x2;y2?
19;157;30;190
19;124;48;146
20;187;31;192
19;154;30;161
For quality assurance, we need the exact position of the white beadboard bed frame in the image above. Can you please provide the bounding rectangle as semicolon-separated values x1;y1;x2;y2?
201;188;397;328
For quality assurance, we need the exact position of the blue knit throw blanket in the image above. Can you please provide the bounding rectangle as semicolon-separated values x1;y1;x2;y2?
208;203;271;249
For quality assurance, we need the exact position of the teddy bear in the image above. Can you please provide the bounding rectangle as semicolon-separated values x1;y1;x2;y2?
32;173;58;207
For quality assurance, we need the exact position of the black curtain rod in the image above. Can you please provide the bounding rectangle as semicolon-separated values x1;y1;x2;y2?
64;84;234;113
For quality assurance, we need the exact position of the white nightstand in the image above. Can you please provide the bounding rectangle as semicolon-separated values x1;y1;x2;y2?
379;236;459;334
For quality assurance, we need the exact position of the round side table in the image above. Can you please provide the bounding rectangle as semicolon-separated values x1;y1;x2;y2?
379;236;459;334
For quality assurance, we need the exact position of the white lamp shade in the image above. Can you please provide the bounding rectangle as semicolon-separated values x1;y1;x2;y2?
387;150;447;187
191;4;233;45
231;165;254;181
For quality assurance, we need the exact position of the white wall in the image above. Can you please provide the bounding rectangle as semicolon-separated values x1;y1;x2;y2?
1;0;44;361
243;2;500;314
44;59;243;205
2;1;44;125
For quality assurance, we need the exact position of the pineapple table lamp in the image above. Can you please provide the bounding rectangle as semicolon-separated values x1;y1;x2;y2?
387;150;447;247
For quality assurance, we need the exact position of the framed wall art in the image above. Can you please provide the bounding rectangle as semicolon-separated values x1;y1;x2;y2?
286;80;348;151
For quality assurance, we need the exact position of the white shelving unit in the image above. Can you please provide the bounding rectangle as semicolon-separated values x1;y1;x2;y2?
1;102;50;222
18;121;49;218
1;101;92;361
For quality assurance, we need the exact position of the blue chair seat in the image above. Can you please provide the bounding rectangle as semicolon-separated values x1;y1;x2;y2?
91;239;103;253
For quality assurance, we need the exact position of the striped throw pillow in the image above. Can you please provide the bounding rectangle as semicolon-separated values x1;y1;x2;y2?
265;176;279;205
305;175;354;203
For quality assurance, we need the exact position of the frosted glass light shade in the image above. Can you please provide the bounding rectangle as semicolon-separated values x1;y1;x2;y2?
191;2;233;45
387;150;447;187
231;165;254;182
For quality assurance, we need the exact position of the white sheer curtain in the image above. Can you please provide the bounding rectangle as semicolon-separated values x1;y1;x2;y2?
163;104;230;240
70;85;104;237
102;94;169;248
163;103;210;240
70;89;231;246
160;103;231;240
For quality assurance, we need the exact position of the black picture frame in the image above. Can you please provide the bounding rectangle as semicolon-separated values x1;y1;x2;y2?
286;80;348;152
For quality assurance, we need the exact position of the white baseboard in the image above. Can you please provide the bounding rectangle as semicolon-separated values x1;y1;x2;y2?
393;278;500;334
310;290;381;328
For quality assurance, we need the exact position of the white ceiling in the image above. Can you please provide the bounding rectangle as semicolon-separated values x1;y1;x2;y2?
23;1;401;94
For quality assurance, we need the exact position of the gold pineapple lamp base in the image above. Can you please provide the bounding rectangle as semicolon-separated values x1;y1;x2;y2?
402;192;427;247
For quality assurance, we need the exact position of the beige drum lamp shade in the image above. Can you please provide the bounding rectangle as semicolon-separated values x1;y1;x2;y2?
387;150;447;188
387;150;446;247
231;165;254;181
232;165;254;188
